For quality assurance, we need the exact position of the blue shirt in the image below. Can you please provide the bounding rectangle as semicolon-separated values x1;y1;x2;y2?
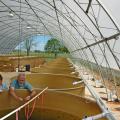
10;80;33;91
0;83;8;91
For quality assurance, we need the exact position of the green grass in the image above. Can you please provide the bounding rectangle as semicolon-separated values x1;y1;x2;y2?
10;51;71;61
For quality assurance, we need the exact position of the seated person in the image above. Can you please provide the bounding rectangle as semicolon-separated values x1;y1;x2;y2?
9;73;36;101
0;74;8;92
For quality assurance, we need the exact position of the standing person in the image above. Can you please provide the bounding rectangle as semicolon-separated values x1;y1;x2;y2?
9;73;36;101
0;74;8;92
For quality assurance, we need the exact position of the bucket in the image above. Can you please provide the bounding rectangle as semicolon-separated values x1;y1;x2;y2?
25;64;30;71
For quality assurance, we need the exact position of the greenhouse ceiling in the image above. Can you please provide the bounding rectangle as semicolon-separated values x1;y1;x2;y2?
0;0;120;69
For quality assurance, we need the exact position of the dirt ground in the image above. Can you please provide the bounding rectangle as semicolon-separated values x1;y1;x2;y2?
85;80;120;120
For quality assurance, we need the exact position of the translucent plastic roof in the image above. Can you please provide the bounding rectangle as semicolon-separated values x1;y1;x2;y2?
0;0;120;69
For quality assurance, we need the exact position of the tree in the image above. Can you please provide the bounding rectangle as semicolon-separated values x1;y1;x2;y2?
22;38;37;56
59;46;69;53
44;38;69;57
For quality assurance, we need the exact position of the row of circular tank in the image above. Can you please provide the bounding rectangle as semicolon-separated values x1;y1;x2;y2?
0;57;106;120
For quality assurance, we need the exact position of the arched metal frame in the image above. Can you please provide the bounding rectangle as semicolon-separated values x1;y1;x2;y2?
0;0;120;97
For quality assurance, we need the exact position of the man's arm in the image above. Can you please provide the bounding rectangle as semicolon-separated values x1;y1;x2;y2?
30;90;36;98
24;89;36;101
24;82;36;101
9;87;23;101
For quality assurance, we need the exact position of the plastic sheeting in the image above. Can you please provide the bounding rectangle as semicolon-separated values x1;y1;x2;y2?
0;0;120;70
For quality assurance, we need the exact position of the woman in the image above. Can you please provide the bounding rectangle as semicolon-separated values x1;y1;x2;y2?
0;74;8;92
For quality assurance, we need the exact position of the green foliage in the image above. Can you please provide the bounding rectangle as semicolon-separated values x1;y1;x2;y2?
59;46;69;53
34;50;41;53
44;38;60;53
44;38;69;54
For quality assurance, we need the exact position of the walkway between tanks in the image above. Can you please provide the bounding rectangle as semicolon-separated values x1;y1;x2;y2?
79;73;120;120
85;80;120;119
68;58;120;120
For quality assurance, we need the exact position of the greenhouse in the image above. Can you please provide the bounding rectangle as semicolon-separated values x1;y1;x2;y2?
0;0;120;120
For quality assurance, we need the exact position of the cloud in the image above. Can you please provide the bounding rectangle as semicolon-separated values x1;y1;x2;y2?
15;35;52;51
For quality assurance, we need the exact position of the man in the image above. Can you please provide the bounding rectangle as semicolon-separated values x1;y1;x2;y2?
9;73;36;101
0;74;8;92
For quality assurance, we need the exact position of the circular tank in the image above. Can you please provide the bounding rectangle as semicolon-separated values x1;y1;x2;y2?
33;57;77;76
43;58;74;68
11;73;84;95
31;67;78;77
0;90;106;120
43;62;73;68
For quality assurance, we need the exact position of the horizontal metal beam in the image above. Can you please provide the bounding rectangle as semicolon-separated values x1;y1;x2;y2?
71;33;120;53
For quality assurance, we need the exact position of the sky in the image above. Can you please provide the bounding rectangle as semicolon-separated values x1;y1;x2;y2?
16;35;52;51
32;35;52;51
